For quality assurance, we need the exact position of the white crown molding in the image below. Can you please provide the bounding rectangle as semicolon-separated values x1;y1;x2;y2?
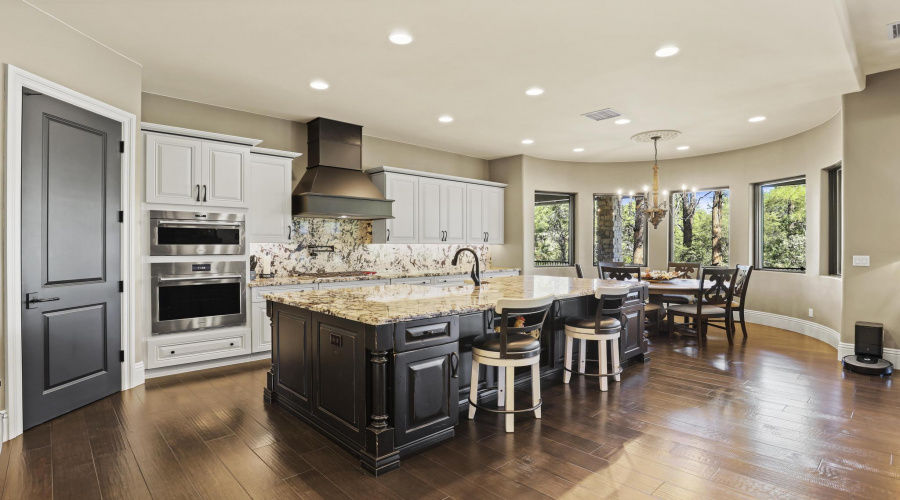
743;310;840;355
250;146;302;159
364;166;508;188
141;122;263;146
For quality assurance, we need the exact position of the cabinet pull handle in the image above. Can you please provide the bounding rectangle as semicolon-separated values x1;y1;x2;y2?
486;231;489;242
450;351;459;378
202;185;207;202
195;184;200;202
386;228;390;241
483;231;487;242
287;225;292;239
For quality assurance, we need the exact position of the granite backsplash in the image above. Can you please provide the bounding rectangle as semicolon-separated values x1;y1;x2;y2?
251;218;491;275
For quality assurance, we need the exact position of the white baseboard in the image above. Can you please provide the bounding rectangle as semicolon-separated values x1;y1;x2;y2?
131;362;145;388
145;352;271;379
838;342;900;365
0;410;7;445
743;310;841;353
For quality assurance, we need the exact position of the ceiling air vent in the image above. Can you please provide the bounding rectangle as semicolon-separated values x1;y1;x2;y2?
582;108;621;121
890;22;900;40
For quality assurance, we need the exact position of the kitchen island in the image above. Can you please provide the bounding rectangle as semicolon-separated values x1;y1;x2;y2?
263;275;647;475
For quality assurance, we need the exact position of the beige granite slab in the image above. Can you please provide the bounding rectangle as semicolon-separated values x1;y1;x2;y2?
248;267;521;287
263;275;635;325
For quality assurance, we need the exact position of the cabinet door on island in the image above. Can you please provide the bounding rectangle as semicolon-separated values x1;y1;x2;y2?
393;342;459;446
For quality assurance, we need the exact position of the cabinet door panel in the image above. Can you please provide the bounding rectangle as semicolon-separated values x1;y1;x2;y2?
484;187;504;244
386;174;418;243
146;133;201;204
311;317;366;446
248;156;292;243
252;302;272;353
202;142;249;208
443;181;467;243
274;308;311;410
418;179;443;243
393;343;459;446
466;185;485;243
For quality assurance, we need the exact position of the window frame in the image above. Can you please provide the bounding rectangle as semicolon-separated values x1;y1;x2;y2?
666;187;731;266
827;163;842;276
533;191;576;268
592;193;649;267
753;176;807;273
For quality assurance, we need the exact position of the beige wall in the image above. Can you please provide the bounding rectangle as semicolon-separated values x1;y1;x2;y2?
362;136;489;181
490;115;844;334
1;0;143;408
842;69;900;349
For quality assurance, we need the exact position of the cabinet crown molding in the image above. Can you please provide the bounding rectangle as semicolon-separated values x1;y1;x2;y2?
365;166;507;188
250;147;303;159
141;122;263;147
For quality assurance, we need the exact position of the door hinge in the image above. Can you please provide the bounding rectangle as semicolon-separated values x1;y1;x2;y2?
118;210;124;223
119;141;125;153
119;350;125;362
118;280;124;293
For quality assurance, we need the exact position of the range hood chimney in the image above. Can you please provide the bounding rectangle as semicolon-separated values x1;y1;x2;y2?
292;118;393;220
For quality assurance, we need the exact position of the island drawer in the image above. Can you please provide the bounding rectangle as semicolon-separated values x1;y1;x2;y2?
393;316;459;352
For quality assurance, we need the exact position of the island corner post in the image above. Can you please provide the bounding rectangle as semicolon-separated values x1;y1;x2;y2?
263;279;647;475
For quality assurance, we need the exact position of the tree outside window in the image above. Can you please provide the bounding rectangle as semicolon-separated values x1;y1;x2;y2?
755;178;806;271
534;192;574;266
594;194;646;265
670;189;730;266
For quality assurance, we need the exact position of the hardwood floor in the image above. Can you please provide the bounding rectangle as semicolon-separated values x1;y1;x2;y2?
2;324;897;499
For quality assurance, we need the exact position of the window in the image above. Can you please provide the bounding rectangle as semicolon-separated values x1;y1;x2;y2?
670;189;730;266
593;194;647;266
827;164;842;276
534;192;574;267
755;177;807;271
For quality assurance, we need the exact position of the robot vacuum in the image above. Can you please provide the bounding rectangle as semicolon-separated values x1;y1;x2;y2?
843;321;893;377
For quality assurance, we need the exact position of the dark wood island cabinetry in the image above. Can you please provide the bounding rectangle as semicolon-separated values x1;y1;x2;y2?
263;276;646;475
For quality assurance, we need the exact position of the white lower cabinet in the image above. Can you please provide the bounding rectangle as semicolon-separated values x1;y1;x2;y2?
146;328;251;369
251;284;316;353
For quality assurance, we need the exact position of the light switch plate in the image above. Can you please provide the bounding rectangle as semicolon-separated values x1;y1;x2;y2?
852;255;871;267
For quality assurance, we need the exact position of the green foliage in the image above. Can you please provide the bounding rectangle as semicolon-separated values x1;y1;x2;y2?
672;191;730;265
592;196;645;265
534;198;572;265
761;184;806;270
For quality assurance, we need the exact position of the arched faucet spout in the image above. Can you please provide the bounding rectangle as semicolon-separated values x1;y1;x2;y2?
451;248;481;287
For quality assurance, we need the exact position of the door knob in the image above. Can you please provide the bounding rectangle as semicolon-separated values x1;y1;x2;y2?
25;293;60;309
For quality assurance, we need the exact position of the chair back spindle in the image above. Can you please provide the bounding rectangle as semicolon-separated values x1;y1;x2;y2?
667;261;701;279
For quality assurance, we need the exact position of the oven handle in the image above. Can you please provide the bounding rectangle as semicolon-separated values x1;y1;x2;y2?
157;274;243;283
156;220;243;227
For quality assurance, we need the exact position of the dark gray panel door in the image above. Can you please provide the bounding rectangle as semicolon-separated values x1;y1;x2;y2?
21;88;122;430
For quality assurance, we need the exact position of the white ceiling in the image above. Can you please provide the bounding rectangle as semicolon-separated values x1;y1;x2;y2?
26;0;900;162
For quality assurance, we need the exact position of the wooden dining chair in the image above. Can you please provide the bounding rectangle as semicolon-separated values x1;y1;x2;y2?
660;262;701;306
596;261;624;279
601;266;662;336
667;267;738;344
575;263;585;278
707;265;753;338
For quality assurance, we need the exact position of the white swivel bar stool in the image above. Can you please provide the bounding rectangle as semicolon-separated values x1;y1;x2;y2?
468;296;554;433
563;282;632;391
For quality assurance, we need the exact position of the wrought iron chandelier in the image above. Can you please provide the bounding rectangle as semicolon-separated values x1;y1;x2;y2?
630;130;681;229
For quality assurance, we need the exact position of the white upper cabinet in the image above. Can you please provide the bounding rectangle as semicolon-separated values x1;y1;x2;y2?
247;148;301;243
368;167;504;245
145;133;202;205
143;123;261;208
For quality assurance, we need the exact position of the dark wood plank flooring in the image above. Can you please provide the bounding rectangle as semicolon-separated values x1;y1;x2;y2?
1;324;896;499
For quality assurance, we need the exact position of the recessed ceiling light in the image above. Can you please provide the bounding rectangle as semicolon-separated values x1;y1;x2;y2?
573;148;584;152
309;80;329;90
525;87;544;96
677;146;690;151
749;116;767;123
614;118;631;125
389;32;413;45
438;115;454;123
521;139;534;145
655;46;680;58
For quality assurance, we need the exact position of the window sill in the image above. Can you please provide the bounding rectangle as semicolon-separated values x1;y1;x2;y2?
756;268;806;274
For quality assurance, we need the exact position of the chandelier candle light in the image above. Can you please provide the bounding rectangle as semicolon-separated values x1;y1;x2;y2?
626;130;682;229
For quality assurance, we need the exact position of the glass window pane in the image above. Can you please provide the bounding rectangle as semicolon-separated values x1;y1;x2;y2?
535;192;574;266
594;195;647;266
758;180;806;271
670;190;730;266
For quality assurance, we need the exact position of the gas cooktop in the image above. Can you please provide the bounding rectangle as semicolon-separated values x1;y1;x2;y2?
289;271;378;279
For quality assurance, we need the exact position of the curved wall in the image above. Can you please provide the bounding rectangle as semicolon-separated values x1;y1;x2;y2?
491;114;843;339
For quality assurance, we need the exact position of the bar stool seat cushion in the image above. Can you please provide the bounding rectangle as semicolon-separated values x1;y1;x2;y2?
472;333;540;354
564;315;621;331
669;304;727;315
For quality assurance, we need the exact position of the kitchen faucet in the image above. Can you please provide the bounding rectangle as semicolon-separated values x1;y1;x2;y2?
451;248;481;287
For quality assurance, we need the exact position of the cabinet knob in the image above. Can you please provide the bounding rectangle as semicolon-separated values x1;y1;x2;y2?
170;350;175;354
230;342;234;346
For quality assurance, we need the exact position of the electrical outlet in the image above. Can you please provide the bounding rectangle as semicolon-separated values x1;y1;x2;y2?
808;309;814;318
852;255;871;267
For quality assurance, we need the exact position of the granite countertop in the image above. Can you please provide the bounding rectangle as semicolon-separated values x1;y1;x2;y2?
248;267;521;287
263;275;636;325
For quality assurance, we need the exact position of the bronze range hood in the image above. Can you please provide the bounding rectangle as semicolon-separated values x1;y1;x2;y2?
292;118;393;220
